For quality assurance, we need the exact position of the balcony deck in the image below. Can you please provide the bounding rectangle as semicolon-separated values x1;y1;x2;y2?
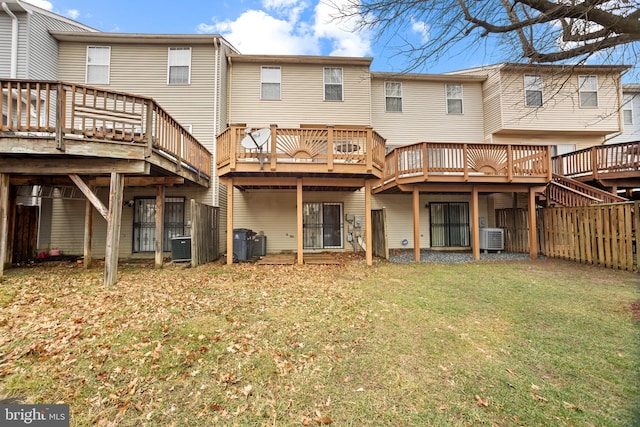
216;125;385;190
374;142;552;193
1;79;212;186
551;141;640;189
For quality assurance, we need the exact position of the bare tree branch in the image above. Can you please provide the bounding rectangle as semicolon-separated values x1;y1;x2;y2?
334;0;640;70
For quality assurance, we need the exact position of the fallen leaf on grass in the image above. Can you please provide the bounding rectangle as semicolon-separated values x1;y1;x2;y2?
117;401;130;417
563;401;580;411
531;392;548;402
475;395;489;407
314;416;333;425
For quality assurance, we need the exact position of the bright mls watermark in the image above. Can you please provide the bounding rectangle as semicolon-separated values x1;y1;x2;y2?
1;405;69;426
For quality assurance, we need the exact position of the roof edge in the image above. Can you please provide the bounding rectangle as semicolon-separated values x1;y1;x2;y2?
50;31;228;45
371;71;487;82
227;54;373;66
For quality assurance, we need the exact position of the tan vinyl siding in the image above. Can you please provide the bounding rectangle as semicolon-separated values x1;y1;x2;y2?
229;62;371;127
58;40;218;207
481;71;503;141
491;133;605;150
232;190;367;253
372;193;488;249
49;186;207;257
498;69;621;134
371;78;484;146
58;42;216;143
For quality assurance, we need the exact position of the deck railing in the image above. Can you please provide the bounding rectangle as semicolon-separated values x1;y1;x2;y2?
546;174;628;206
216;124;386;175
551;141;640;179
382;142;551;184
1;79;211;179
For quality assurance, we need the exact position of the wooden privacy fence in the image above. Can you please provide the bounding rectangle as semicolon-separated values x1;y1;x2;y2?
538;202;638;272
496;208;530;253
190;200;220;267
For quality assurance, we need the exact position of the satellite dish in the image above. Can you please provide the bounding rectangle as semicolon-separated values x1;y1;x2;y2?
241;128;271;149
240;128;271;170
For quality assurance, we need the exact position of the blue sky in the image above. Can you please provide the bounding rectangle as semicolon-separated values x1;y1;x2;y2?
23;0;507;74
24;0;636;79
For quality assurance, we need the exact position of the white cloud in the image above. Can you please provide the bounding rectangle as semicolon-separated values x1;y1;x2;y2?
197;0;371;57
20;0;54;10
411;18;429;44
202;9;318;55
66;9;80;20
313;0;371;56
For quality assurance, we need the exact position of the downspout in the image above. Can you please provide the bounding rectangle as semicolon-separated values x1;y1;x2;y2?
2;2;18;78
213;37;219;206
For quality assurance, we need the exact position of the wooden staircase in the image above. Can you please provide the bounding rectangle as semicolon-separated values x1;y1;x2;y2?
541;174;628;207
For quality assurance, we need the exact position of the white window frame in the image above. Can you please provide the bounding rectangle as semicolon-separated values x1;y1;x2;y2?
385;82;403;112
86;46;110;85
445;83;463;114
167;47;192;85
524;74;543;107
261;66;281;100
578;75;598;108
324;67;343;101
622;94;633;125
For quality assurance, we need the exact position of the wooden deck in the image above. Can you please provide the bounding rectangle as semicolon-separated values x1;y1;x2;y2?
0;79;214;286
216;124;386;186
374;142;552;193
551;141;640;189
1;79;212;186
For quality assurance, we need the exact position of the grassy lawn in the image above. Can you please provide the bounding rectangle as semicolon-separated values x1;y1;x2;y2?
0;257;638;426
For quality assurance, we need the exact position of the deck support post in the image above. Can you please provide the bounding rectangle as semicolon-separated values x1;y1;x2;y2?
297;178;304;265
528;187;538;259
471;186;480;261
365;179;373;266
0;173;10;277
155;185;165;268
412;187;420;262
226;178;234;265
83;186;94;269
104;172;124;286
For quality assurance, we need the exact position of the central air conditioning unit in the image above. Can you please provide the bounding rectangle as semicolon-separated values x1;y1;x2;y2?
479;228;504;251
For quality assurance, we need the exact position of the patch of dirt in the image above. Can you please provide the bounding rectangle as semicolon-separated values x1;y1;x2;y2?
631;301;640;322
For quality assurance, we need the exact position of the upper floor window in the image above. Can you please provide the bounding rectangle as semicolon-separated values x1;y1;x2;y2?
86;46;110;84
385;82;403;112
446;83;463;114
578;75;598;108
324;67;343;101
168;47;191;85
261;66;281;100
622;94;633;125
524;74;543;107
